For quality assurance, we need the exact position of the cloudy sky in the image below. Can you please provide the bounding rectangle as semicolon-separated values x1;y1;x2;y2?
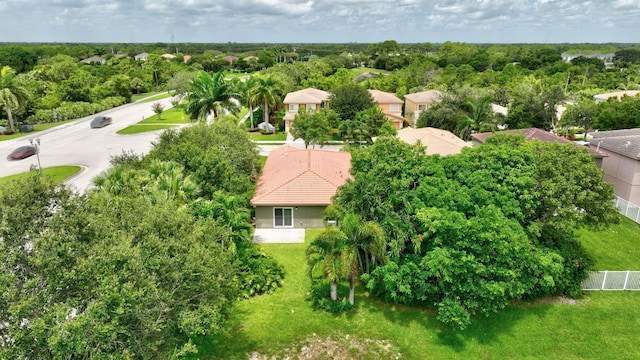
0;0;639;44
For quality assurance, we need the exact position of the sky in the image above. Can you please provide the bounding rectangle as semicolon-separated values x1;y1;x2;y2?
0;0;639;44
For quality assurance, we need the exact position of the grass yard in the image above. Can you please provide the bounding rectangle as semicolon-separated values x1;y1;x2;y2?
134;92;172;103
193;225;640;359
249;131;287;141
116;124;175;135
349;67;391;76
139;106;191;125
0;166;81;186
577;215;640;269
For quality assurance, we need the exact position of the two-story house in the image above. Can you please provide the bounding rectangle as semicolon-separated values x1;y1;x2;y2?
404;90;444;127
368;89;405;129
282;88;331;132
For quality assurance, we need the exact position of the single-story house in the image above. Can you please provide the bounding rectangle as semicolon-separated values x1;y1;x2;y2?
282;88;331;132
134;52;148;61
395;127;469;156
250;145;352;228
161;53;176;60
223;55;239;63
404;90;444;127
368;89;405;129
79;56;105;65
593;90;640;104
588;129;640;204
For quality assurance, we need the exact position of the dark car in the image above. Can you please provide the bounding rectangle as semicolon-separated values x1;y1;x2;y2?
7;145;37;160
90;116;113;128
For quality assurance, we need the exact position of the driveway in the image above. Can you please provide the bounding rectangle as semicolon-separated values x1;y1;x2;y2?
253;228;306;244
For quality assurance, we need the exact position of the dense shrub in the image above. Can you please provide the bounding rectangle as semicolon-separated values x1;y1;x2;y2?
308;281;356;313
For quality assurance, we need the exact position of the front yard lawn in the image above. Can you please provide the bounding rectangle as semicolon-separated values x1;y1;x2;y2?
249;131;287;141
117;124;175;134
0;166;81;186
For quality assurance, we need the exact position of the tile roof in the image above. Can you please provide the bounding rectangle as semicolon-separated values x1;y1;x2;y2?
404;90;444;103
368;89;403;104
396;127;469;156
588;129;640;160
472;128;607;157
283;88;331;104
593;90;640;102
250;146;352;206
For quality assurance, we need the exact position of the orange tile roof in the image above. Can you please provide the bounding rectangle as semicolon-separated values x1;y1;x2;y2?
396;127;469;156
250;146;352;206
368;89;403;104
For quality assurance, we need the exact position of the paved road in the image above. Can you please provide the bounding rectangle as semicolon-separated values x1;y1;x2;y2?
0;97;174;192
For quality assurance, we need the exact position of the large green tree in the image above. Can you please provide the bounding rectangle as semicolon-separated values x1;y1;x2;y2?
290;108;332;148
0;173;241;358
250;75;283;125
328;83;375;122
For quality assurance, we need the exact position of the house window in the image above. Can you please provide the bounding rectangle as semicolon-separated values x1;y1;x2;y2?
288;104;299;112
274;207;294;228
390;104;400;112
306;103;317;111
417;104;426;111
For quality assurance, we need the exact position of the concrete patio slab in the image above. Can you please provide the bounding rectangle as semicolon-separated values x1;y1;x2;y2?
253;228;306;244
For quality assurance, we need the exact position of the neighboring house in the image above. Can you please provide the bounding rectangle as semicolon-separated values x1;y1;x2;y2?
282;88;331;132
79;56;105;65
404;90;444;127
161;53;176;60
472;127;607;167
250;146;352;229
588;129;640;204
593;90;640;104
183;55;192;63
368;89;405;129
395;127;469;156
223;55;239;63
491;103;508;117
134;52;148;61
243;55;259;61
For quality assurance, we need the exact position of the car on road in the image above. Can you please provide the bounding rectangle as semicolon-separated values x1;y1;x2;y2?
90;116;113;128
7;145;37;160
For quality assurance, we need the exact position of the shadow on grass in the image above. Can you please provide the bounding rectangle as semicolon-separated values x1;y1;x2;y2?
189;308;259;360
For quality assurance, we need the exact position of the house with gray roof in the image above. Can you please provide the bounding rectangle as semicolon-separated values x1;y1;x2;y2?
588;129;640;204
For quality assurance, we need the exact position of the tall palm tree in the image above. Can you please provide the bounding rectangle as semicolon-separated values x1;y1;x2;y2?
193;191;253;247
0;66;29;133
185;70;240;122
250;75;282;126
242;76;259;128
306;227;348;301
341;213;386;305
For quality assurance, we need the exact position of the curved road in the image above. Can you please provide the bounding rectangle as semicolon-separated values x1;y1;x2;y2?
0;97;175;192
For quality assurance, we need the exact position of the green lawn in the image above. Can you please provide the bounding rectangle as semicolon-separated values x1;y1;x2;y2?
577;215;640;269
349;67;391;76
249;131;287;141
0;166;81;186
139;106;191;125
134;92;172;103
116;124;175;135
0;120;76;141
194;221;640;359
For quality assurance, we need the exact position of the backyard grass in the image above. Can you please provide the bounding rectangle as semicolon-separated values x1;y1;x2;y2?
193;223;640;360
577;215;640;269
0;166;81;186
349;67;391;76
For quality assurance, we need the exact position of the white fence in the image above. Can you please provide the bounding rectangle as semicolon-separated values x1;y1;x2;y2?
582;271;640;290
615;197;640;224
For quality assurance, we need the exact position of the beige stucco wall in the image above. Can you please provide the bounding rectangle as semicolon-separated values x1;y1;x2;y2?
283;103;322;133
254;206;326;229
595;150;640;204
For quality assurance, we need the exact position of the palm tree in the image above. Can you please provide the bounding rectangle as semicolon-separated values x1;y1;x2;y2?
0;66;29;133
185;70;240;122
195;191;253;246
456;94;497;140
242;76;259;128
340;213;386;305
250;75;282;126
306;227;348;301
145;160;198;204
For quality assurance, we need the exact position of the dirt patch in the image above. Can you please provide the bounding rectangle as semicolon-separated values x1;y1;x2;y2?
515;296;585;307
248;333;402;360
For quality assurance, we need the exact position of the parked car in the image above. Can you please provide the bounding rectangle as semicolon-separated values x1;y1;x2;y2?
7;145;37;160
90;116;113;128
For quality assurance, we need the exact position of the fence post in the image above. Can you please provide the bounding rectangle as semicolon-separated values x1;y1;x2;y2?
623;271;630;290
602;271;608;290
